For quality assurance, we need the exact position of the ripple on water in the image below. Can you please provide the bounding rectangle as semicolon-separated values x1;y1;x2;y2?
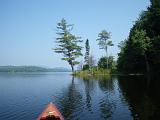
0;73;145;120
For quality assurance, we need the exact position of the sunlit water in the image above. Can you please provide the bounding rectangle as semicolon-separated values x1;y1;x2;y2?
0;72;159;120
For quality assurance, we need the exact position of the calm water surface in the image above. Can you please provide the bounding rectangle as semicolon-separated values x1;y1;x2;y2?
0;72;159;120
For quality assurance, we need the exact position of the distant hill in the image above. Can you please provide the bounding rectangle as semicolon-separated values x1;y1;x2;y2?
0;66;71;72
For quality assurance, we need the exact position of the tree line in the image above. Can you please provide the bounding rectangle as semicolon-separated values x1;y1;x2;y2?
54;18;114;73
53;0;159;75
117;0;160;74
0;66;70;72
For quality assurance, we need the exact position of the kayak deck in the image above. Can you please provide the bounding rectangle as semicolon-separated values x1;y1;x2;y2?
37;102;64;120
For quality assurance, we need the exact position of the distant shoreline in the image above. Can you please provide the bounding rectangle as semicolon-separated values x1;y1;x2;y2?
0;66;71;72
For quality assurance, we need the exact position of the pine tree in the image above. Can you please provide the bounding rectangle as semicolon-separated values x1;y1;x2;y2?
84;39;90;68
96;30;113;69
54;18;83;72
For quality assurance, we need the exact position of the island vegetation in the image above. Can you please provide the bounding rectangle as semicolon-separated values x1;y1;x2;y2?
54;0;160;77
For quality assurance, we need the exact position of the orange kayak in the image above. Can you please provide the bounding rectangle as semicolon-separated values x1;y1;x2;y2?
37;102;64;120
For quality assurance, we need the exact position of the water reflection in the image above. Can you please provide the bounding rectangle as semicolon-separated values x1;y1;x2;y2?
118;75;160;120
82;77;95;113
99;98;115;119
59;77;83;120
98;75;114;93
98;75;116;119
47;74;160;120
75;75;116;120
1;72;151;120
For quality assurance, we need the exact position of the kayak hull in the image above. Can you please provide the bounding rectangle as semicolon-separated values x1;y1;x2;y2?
37;102;64;120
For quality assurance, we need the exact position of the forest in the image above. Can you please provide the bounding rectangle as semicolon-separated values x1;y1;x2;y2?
54;0;160;76
117;0;160;75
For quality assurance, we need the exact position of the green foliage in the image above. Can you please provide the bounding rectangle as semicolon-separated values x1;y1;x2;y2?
96;30;114;69
117;0;160;74
131;29;151;55
84;39;90;67
82;64;89;70
96;30;113;50
54;18;83;72
73;68;111;77
98;56;114;69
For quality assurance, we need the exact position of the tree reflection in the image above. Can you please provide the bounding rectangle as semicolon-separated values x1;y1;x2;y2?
98;75;116;119
98;75;114;92
99;99;115;119
118;75;160;120
76;75;116;119
82;77;95;112
59;77;83;120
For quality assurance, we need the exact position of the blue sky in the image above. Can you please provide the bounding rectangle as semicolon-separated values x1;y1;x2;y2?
0;0;150;68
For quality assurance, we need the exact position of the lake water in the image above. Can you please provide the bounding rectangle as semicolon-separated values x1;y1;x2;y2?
0;72;159;120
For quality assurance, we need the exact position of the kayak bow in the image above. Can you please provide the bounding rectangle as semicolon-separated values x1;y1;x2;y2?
37;102;64;120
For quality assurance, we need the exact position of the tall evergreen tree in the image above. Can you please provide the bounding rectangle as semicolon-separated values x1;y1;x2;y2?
84;39;90;67
117;0;160;74
96;30;113;69
54;18;83;72
131;29;151;73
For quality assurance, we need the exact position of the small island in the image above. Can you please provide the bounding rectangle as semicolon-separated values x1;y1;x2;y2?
53;0;160;77
0;0;160;120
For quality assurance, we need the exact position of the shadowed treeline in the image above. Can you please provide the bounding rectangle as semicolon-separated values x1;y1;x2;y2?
118;75;160;120
51;74;160;120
